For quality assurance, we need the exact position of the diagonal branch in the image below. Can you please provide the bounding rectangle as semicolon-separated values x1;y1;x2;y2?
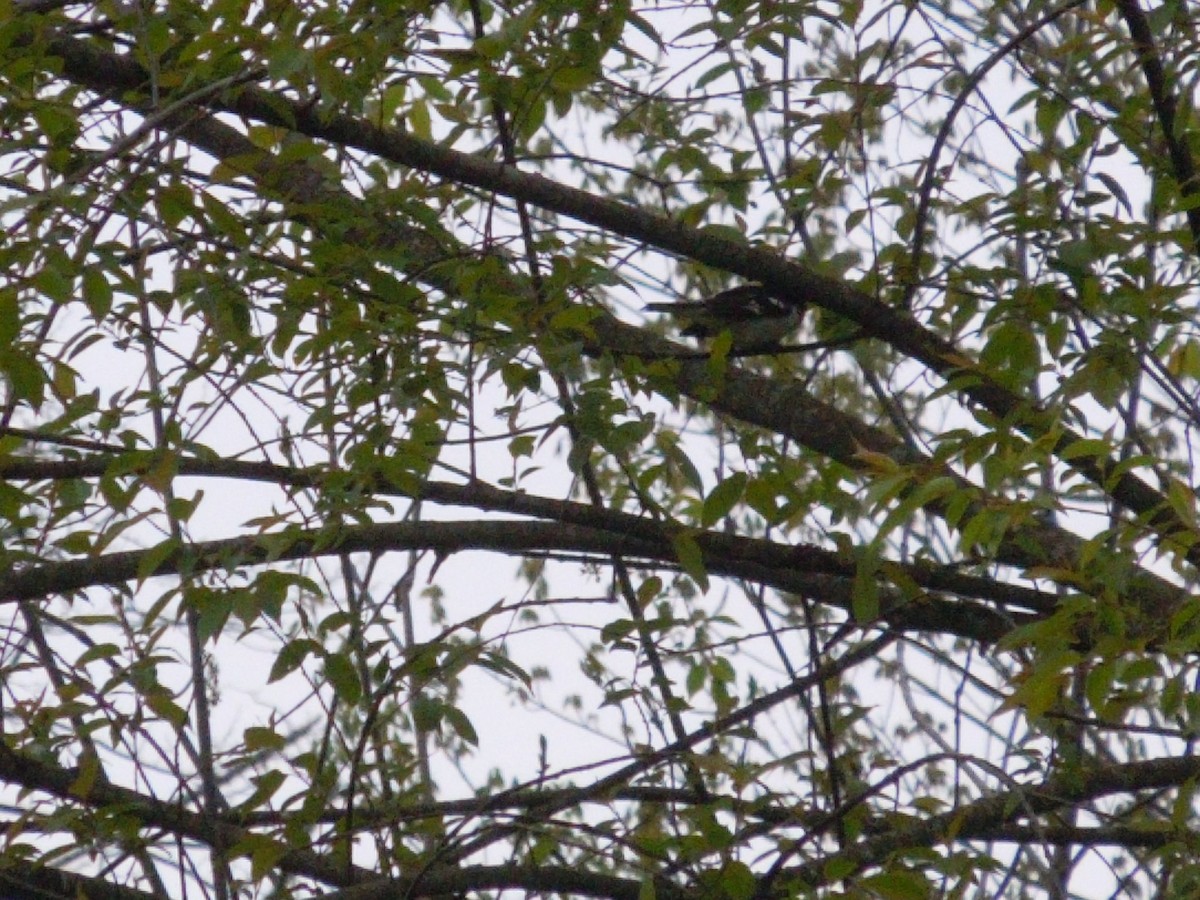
1115;0;1200;255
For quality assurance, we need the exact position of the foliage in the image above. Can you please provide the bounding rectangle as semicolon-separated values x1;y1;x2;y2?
2;0;1200;897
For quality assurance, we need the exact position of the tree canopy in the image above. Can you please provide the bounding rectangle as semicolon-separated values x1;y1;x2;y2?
3;0;1200;897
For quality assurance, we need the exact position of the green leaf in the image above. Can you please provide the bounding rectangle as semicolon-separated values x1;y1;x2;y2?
228;833;289;883
33;261;72;302
601;618;638;646
636;576;662;606
696;61;733;90
408;99;432;139
200;192;248;247
236;769;286;812
146;689;189;729
76;643;121;666
718;861;755;900
70;753;101;798
1058;438;1110;460
82;268;112;319
157;182;194;228
323;651;362;705
627;13;663;48
411;694;442;731
702;473;747;527
243;726;287;753
1;348;47;407
192;587;236;645
442;704;479;746
267;44;310;80
551;66;593;91
858;870;933;900
137;537;181;583
477;651;532;688
672;532;708;591
268;638;320;683
851;565;880;623
0;289;17;346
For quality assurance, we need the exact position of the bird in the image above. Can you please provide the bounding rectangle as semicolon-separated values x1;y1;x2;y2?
644;284;804;352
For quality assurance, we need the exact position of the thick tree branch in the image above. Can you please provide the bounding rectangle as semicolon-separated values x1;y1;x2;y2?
0;858;160;900
1115;0;1200;255
0;502;1028;642
0;451;1060;613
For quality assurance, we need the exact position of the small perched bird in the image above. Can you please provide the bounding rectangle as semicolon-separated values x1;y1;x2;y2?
645;284;804;352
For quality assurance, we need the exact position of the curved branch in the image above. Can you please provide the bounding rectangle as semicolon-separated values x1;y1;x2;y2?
0;451;1060;614
0;506;1025;643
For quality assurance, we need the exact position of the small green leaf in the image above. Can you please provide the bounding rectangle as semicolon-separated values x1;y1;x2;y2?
477;651;532;688
1;349;47;407
237;770;286;813
137;537;180;583
672;532;708;591
267;44;310;80
146;689;189;729
70;753;101;798
702;473;748;526
412;694;442;730
636;576;662;606
1059;438;1110;460
192;587;235;645
76;643;121;666
243;726;287;752
323;652;362;705
551;66;593;91
1094;171;1132;215
157;182;194;228
851;571;879;623
442;704;479;746
201;193;248;247
33;263;72;302
408;99;432;139
509;434;536;458
718;861;755;900
228;833;289;883
268;638;320;683
858;870;933;900
696;61;734;89
601;618;638;645
82;268;112;319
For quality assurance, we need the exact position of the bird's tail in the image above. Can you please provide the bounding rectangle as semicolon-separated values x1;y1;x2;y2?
644;301;706;313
